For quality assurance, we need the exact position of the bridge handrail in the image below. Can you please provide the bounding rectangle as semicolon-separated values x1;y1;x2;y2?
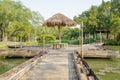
73;50;99;80
0;56;40;80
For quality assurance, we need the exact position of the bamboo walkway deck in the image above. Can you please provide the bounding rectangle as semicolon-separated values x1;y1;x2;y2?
19;47;78;80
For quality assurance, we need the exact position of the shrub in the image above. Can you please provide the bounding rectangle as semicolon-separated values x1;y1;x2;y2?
69;40;80;45
104;40;120;45
37;35;56;44
61;39;79;44
61;40;70;43
84;39;96;44
61;39;95;45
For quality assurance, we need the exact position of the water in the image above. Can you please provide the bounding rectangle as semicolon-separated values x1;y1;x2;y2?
86;58;120;80
0;57;28;74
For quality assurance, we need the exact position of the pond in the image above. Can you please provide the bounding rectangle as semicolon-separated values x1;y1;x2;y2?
86;45;120;80
86;58;120;80
0;57;28;75
0;47;39;75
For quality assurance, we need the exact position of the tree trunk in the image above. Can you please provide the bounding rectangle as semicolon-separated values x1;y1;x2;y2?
28;33;30;42
93;32;96;40
100;31;102;43
93;33;94;39
89;32;90;44
0;29;3;41
95;32;97;40
2;28;7;42
114;34;115;40
117;33;120;40
83;33;85;40
106;32;109;40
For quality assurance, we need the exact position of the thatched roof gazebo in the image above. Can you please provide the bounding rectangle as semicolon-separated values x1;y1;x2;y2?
43;13;76;43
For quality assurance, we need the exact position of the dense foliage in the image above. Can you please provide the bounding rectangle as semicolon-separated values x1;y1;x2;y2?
104;40;120;45
62;28;80;40
37;35;56;44
74;0;120;41
0;0;119;46
0;0;44;42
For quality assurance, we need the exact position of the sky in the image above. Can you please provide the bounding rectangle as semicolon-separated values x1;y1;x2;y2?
15;0;110;20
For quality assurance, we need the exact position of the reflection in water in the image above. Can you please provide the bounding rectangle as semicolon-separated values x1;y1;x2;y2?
86;59;120;80
0;57;28;74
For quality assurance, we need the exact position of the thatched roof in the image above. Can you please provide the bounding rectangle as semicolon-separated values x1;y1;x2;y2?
96;29;110;33
43;13;76;27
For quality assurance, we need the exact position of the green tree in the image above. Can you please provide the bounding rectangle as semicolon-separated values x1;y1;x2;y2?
62;28;79;40
31;11;44;26
110;14;120;40
74;6;98;39
97;1;111;30
0;0;32;41
110;0;120;40
0;0;44;42
111;0;120;16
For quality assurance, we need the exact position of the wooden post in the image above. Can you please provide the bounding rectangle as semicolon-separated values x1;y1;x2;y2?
42;26;45;51
58;26;61;43
81;22;84;58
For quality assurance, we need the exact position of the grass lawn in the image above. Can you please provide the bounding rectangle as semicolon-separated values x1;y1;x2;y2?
0;57;28;74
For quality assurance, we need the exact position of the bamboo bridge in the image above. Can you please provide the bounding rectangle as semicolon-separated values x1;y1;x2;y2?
0;44;119;80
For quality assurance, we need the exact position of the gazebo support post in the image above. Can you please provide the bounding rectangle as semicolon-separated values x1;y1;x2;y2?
58;26;61;43
43;13;76;49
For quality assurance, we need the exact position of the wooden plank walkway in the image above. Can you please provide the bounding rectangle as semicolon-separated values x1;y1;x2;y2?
19;48;78;80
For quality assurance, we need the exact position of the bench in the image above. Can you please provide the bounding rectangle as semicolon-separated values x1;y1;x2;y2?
52;43;68;49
